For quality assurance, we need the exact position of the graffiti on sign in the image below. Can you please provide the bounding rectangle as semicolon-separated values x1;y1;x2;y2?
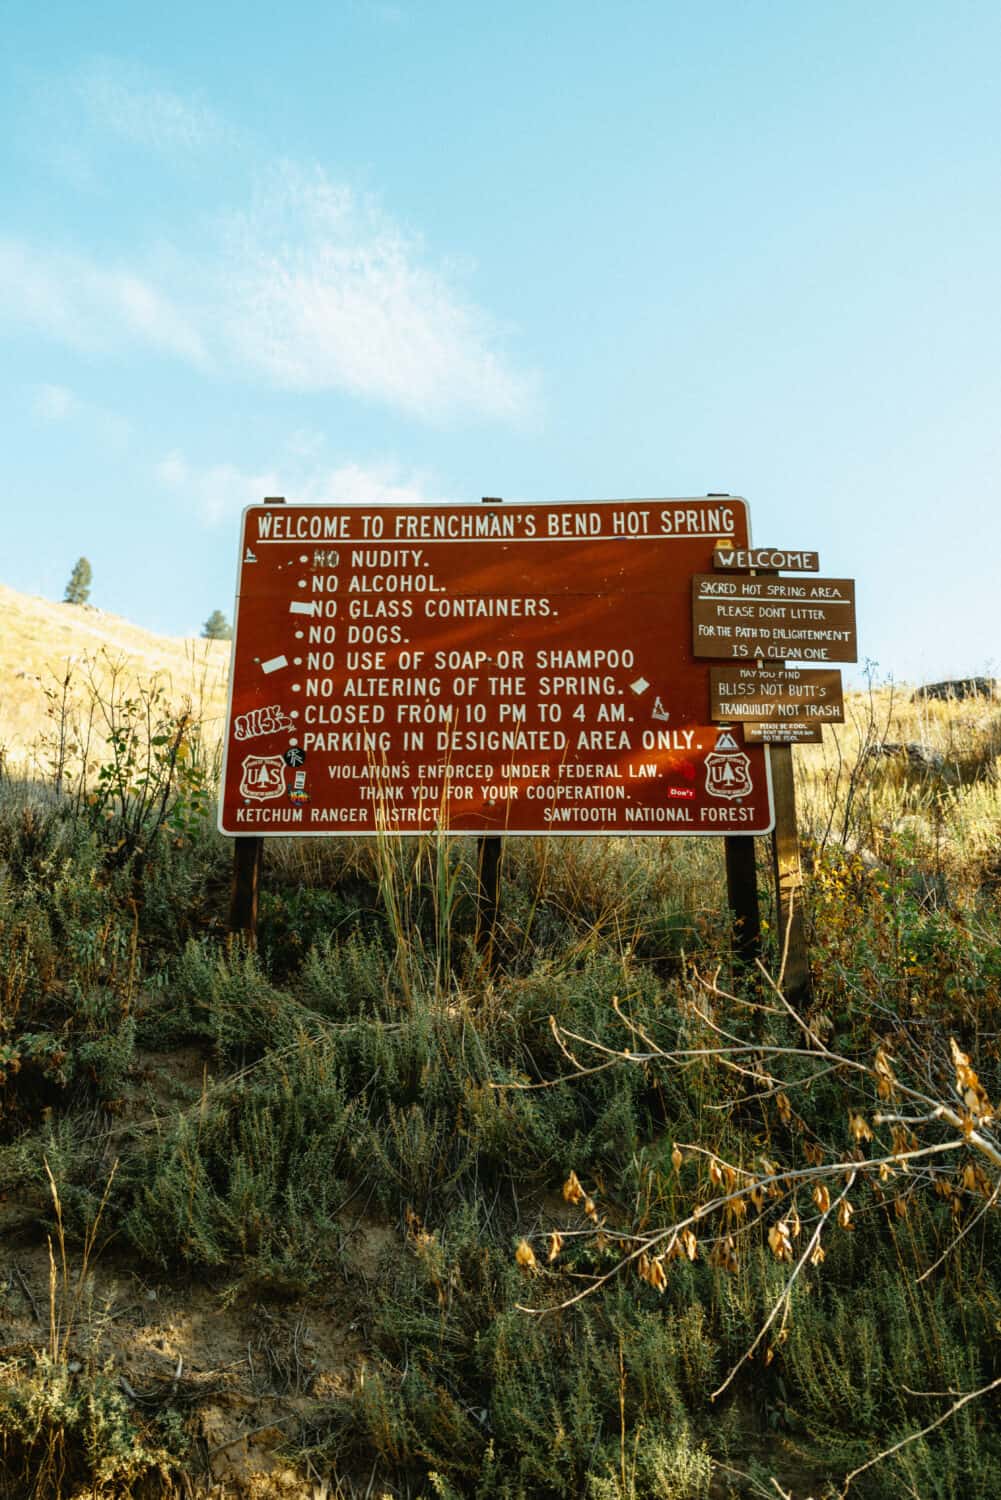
234;705;295;740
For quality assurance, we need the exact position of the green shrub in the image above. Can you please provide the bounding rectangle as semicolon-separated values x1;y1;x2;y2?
122;1034;356;1292
0;1352;181;1499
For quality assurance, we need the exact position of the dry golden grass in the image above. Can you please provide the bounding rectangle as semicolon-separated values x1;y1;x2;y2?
0;582;231;771
794;680;1001;902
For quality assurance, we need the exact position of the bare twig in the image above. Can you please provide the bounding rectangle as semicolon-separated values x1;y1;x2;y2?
840;1373;1001;1494
12;1266;41;1323
207;1417;293;1461
710;1171;855;1401
914;1175;1001;1283
518;1143;965;1317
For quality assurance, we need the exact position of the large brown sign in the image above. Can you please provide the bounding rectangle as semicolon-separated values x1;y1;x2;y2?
692;575;857;662
219;499;775;836
710;666;844;723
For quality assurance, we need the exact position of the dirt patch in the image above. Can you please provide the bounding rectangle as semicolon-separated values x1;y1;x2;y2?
1;1228;372;1497
338;1217;397;1284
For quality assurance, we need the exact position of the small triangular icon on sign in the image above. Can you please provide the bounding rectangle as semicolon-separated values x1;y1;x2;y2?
244;548;257;563
651;697;670;722
715;731;740;752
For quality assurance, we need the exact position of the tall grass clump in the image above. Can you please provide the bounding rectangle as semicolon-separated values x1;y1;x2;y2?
0;1162;184;1500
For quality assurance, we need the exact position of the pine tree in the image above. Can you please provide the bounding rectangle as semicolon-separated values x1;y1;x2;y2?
202;609;232;641
64;557;92;605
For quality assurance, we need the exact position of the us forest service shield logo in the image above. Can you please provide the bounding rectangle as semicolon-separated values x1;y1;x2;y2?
705;731;753;800
240;754;287;802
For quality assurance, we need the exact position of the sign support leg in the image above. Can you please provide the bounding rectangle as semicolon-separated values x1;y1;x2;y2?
768;746;812;1004
229;836;263;944
724;836;761;969
476;835;502;966
225;495;280;947
473;496;506;971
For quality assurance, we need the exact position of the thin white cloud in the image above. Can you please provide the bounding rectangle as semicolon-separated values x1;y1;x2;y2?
6;79;536;423
157;450;437;525
309;462;436;508
77;59;227;152
31;382;131;448
47;142;99;193
0;239;207;363
33;384;78;421
285;428;328;460
156;454;286;526
349;1;408;26
217;164;535;420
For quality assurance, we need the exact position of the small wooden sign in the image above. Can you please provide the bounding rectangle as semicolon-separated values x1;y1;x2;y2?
710;666;844;723
743;722;823;745
714;547;819;572
692;575;857;662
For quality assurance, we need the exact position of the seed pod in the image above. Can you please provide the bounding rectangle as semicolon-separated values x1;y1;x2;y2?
516;1239;539;1274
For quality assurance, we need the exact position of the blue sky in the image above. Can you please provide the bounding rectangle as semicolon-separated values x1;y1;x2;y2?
3;1;1000;684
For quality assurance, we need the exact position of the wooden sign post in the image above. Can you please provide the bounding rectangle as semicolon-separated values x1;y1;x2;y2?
226;495;288;945
724;835;761;969
768;743;811;1002
220;497;862;997
229;836;264;944
698;549;857;1003
476;497;505;964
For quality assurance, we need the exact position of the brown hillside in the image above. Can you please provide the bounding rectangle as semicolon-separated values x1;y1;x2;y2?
0;582;231;768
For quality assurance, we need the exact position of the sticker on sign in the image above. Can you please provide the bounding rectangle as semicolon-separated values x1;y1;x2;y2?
743;723;824;745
